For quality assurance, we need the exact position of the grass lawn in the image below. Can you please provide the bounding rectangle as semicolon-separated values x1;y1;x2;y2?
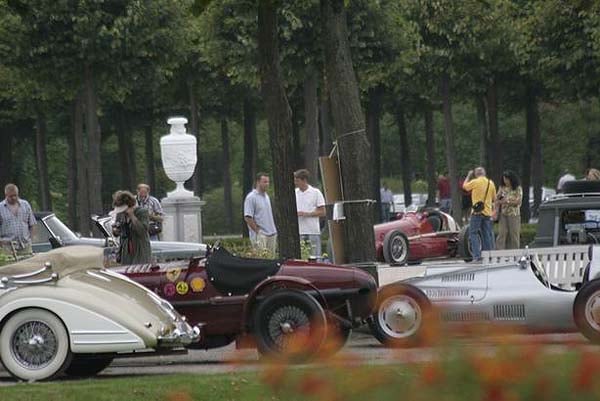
3;348;600;401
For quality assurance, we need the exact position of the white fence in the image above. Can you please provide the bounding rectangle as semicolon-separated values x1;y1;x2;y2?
482;246;589;288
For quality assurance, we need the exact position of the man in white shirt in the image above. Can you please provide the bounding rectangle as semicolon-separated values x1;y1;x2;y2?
294;169;326;258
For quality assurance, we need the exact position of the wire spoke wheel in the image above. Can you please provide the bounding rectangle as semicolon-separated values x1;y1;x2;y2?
254;290;326;361
0;309;71;381
11;321;58;370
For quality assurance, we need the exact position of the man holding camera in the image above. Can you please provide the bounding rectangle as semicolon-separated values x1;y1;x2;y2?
136;183;163;241
463;167;496;262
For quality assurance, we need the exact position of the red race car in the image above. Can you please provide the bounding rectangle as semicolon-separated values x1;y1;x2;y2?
374;208;470;265
112;246;377;360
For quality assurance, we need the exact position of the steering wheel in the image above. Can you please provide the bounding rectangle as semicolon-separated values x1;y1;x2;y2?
530;256;550;288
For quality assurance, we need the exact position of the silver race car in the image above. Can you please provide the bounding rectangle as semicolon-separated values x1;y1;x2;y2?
370;245;600;347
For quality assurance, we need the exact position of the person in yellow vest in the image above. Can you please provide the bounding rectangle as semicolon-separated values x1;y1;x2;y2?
463;167;497;261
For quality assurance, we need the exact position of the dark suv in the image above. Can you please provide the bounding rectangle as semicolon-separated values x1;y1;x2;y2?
531;181;600;248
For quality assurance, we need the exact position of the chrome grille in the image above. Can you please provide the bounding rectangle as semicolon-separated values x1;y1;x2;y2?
441;273;476;282
441;311;490;322
425;288;469;298
493;304;526;320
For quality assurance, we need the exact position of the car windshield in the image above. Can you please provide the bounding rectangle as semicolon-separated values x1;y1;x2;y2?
43;215;79;242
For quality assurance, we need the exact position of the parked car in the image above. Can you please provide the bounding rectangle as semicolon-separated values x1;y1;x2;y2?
113;245;378;360
374;208;468;265
530;180;600;248
32;212;206;261
369;245;600;347
0;245;199;381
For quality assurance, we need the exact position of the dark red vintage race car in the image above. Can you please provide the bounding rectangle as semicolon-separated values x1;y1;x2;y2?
374;208;470;265
113;246;377;359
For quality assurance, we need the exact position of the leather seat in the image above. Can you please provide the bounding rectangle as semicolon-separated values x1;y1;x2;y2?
206;247;282;295
427;215;442;232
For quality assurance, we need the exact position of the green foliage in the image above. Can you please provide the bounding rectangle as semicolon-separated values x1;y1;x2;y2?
0;249;14;266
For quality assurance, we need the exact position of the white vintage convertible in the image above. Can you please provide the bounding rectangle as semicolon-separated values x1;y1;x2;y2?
0;246;199;381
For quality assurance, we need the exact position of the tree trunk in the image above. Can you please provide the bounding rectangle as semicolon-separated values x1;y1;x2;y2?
366;86;383;222
0;127;13;189
424;107;437;207
292;110;302;169
34;110;52;210
242;98;257;238
440;74;462;223
221;118;234;233
257;0;301;258
73;92;91;236
396;103;412;207
319;93;334;156
476;96;489;168
84;66;103;218
67;115;77;230
521;95;533;223
144;125;156;191
303;68;320;180
117;108;136;190
529;88;543;215
189;80;203;197
486;80;502;183
321;0;376;263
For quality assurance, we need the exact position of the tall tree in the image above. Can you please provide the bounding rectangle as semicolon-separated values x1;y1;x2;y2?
396;104;412;207
366;86;383;221
257;0;301;258
303;68;320;179
34;110;51;210
424;107;437;207
242;98;257;237
220;118;234;233
321;0;376;263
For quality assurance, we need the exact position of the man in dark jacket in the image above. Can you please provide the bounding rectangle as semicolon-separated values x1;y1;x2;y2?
112;191;151;265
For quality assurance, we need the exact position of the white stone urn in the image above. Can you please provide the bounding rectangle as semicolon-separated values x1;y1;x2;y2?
160;117;197;198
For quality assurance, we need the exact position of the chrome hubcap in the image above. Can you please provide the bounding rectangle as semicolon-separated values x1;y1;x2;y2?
585;291;600;331
268;306;309;349
391;236;407;262
378;295;421;338
11;321;58;369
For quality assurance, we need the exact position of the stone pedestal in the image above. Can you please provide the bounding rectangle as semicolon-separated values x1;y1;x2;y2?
161;196;206;243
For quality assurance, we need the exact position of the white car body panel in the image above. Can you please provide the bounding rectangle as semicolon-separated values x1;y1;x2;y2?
0;298;145;353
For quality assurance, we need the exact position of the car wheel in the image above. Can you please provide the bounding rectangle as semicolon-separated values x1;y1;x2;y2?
573;279;600;343
253;289;327;361
382;230;409;265
0;309;72;381
369;284;432;348
64;355;114;377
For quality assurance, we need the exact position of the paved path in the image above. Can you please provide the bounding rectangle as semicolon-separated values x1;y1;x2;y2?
0;331;592;385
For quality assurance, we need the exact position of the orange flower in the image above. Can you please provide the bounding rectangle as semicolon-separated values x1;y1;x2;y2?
573;351;600;393
166;391;194;401
419;361;445;386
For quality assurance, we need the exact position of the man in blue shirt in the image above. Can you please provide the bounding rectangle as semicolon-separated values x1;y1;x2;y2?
244;173;277;255
0;184;37;257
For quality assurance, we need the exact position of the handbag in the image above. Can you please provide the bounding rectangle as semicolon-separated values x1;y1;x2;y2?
472;178;491;214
